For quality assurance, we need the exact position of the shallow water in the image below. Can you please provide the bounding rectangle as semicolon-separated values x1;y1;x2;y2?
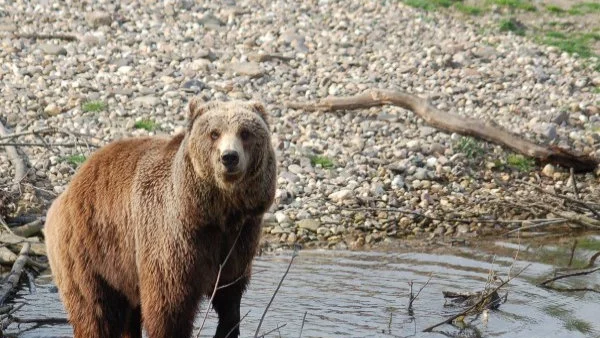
7;240;600;338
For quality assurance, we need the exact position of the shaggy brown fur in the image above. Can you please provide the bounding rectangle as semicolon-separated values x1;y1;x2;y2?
45;100;276;338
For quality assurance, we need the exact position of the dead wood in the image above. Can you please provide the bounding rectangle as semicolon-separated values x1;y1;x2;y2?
423;264;530;333
0;121;26;191
285;89;598;172
408;275;432;310
10;219;43;238
0;233;46;256
0;243;30;305
0;248;17;266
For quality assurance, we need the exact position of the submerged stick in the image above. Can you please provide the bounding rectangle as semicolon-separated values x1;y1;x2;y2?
254;251;298;337
286;89;598;172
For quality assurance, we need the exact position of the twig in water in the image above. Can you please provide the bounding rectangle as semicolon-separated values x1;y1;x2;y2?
422;264;530;333
408;275;432;311
538;266;600;287
568;240;578;268
257;323;287;338
254;251;298;337
196;225;245;337
298;311;307;338
224;310;250;338
504;219;566;236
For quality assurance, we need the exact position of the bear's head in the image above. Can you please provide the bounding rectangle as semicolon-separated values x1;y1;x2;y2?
186;99;273;191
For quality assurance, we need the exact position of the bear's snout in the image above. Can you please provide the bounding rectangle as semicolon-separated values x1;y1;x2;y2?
221;150;239;171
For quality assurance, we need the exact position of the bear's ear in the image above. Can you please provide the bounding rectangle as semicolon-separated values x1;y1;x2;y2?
249;101;270;127
188;97;208;123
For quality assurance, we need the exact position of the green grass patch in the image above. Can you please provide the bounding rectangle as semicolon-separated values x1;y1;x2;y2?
487;0;536;11
454;136;485;159
541;32;600;58
82;100;107;113
455;3;483;15
577;237;600;251
565;319;593;334
567;2;600;15
310;155;335;169
546;5;565;14
134;119;158;131
64;154;86;166
594;87;600;94
403;0;455;11
506;154;535;171
499;17;526;35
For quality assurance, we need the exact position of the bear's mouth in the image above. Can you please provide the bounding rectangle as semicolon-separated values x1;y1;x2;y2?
222;171;243;183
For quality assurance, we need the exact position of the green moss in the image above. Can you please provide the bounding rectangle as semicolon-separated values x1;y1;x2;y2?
65;154;86;166
499;18;526;36
506;154;535;171
134;119;158;131
487;0;536;11
310;155;335;169
82;101;107;113
454;136;485;159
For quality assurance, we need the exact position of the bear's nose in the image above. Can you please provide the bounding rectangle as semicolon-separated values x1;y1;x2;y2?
221;150;239;170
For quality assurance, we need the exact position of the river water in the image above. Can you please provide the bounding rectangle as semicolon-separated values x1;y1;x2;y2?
6;238;600;338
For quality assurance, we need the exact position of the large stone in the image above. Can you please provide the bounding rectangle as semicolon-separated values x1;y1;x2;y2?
86;11;112;27
328;189;353;202
228;62;265;78
297;219;320;232
38;43;67;56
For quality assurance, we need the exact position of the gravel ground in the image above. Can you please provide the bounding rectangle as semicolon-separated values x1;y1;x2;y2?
0;0;599;250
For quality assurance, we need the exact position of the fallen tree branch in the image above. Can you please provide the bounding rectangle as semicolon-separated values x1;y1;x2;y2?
0;243;30;305
0;233;47;256
408;275;433;311
10;219;43;238
0;121;27;190
422;264;530;333
286;90;598;172
519;180;600;219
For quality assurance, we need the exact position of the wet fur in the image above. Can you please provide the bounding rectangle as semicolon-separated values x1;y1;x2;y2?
45;101;276;338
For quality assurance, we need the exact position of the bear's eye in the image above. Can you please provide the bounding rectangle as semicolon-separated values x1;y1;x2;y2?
210;130;220;141
240;129;251;141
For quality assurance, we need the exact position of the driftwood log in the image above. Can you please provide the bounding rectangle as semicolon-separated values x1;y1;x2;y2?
286;89;598;172
0;243;30;305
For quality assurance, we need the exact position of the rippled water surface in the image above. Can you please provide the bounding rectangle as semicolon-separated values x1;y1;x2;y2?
7;241;600;338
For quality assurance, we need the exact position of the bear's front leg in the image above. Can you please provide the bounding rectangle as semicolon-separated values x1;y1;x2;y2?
212;276;248;338
139;257;203;338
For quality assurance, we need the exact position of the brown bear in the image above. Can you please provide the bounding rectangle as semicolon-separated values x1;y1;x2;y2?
44;99;276;338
